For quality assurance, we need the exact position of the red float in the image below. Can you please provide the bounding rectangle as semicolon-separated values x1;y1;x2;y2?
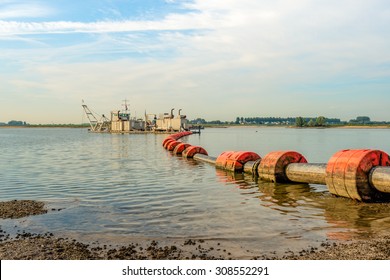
167;140;181;151
215;151;261;172
258;150;307;183
182;146;208;158
173;143;192;155
163;139;176;149
325;149;390;201
162;137;175;146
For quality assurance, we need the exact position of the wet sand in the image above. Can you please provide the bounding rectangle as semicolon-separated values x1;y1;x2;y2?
0;200;47;219
1;200;389;260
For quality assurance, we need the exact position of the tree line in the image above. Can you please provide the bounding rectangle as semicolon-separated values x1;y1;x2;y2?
295;116;326;127
189;116;342;126
0;120;28;126
234;116;341;126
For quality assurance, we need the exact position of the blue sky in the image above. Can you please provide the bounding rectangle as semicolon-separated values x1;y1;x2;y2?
1;0;389;124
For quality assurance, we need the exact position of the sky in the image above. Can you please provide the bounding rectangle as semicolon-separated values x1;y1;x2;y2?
0;0;389;124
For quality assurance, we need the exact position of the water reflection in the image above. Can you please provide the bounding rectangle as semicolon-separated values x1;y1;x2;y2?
215;168;390;241
319;197;390;240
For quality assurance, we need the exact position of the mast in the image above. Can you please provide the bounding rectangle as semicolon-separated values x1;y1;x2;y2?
122;99;130;114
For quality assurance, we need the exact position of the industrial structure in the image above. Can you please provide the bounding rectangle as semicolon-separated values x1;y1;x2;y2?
82;101;189;133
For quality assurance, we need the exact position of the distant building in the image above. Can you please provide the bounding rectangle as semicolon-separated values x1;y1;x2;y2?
349;116;371;124
7;120;27;126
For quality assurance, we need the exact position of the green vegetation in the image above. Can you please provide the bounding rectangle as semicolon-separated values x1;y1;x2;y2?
191;115;390;128
190;118;232;125
235;117;296;125
349;116;371;124
295;116;327;127
0;120;28;126
295;117;306;127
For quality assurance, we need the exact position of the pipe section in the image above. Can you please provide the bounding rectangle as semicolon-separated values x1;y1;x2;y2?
193;154;217;165
370;167;390;193
285;163;327;185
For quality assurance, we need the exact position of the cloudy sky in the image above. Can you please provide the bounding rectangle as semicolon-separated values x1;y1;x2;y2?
0;0;389;124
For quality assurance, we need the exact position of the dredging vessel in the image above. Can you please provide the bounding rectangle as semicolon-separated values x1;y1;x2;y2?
82;100;190;133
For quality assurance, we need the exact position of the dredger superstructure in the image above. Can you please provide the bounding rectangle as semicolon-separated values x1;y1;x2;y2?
82;100;191;133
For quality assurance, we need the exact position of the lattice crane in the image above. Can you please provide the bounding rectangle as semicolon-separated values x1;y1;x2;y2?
82;103;110;132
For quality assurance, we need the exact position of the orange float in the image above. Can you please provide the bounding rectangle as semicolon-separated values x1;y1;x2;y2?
173;143;191;155
215;151;261;172
258;150;307;183
215;151;235;169
182;146;208;158
167;140;181;151
163;139;176;149
162;137;175;146
325;149;390;201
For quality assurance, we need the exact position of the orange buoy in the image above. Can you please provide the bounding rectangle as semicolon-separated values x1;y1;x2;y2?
170;134;179;140
162;137;175;146
177;131;192;139
258;150;307;183
182;146;208;158
166;131;192;142
167;140;181;151
325;149;390;201
215;151;261;172
173;143;191;155
163;139;176;149
215;151;235;170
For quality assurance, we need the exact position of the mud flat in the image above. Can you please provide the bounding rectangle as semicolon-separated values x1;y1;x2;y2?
1;200;390;260
0;231;234;260
281;236;390;260
0;200;47;219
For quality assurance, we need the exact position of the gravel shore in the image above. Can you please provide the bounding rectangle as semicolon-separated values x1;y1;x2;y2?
1;200;390;260
0;200;47;219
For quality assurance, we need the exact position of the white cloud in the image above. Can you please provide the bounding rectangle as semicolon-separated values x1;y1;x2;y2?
0;4;229;35
0;2;54;19
0;18;206;35
1;0;390;123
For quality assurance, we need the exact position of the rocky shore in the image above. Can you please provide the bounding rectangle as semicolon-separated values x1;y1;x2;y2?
1;200;390;260
0;200;47;219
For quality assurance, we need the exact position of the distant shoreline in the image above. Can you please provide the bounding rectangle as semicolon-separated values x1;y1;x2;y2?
0;125;88;129
333;125;390;129
204;124;390;129
1;124;389;129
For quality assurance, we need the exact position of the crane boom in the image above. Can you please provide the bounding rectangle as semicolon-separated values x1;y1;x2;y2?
82;104;110;132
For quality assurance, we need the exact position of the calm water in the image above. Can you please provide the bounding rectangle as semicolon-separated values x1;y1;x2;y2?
1;127;390;256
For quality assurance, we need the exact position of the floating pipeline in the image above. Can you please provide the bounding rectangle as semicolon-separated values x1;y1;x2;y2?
166;140;181;151
215;151;260;172
173;143;192;155
162;133;390;202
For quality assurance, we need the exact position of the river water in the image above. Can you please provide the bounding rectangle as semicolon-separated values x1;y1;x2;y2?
1;127;390;256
